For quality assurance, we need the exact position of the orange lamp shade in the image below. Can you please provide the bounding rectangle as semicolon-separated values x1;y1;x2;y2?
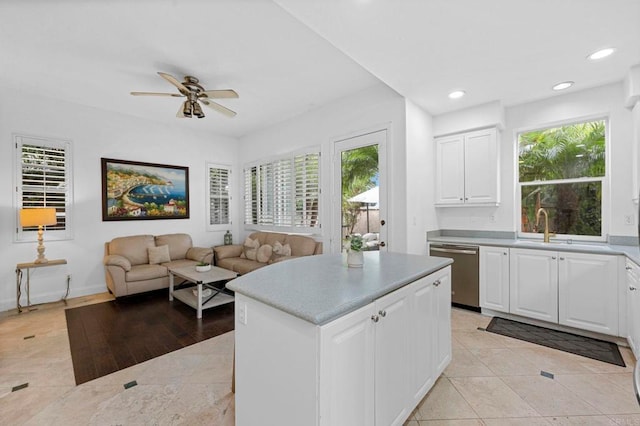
20;208;57;227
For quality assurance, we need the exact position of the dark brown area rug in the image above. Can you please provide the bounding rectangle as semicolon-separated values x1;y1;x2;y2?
486;316;625;367
65;288;234;385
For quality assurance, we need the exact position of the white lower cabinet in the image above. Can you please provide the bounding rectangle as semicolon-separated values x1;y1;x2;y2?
320;266;452;426
626;259;640;358
479;246;510;313
508;248;619;335
509;248;558;322
558;252;618;335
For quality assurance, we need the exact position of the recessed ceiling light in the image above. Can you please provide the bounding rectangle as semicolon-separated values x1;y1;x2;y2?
552;81;574;91
448;90;466;99
587;47;616;61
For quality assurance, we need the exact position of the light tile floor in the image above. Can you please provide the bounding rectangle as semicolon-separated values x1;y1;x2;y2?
1;296;639;425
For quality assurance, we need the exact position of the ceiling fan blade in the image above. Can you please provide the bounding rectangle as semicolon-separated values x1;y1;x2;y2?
200;89;239;99
200;99;236;117
131;91;183;97
158;72;190;95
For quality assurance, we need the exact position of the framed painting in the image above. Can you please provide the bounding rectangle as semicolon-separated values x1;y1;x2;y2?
101;158;189;221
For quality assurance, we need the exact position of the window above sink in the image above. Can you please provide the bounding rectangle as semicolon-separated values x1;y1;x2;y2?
517;118;608;242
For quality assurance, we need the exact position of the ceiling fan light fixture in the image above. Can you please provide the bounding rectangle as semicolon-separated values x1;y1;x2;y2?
182;100;193;118
193;102;205;118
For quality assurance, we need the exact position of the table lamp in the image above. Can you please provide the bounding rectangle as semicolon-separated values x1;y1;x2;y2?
20;208;57;264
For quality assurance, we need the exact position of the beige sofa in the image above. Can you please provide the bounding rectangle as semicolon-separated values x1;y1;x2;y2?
214;231;322;275
103;233;213;297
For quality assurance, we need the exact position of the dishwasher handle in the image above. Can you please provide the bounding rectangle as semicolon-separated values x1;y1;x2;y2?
430;247;478;255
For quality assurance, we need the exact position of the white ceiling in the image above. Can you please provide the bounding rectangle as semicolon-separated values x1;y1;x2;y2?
0;0;381;138
2;1;639;138
275;0;640;115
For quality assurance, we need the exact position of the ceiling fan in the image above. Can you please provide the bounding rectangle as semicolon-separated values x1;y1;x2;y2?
131;72;238;119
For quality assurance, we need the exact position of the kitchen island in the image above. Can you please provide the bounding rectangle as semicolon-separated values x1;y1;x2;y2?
227;251;453;426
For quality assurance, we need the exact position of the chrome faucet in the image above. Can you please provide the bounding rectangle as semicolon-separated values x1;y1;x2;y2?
536;208;555;243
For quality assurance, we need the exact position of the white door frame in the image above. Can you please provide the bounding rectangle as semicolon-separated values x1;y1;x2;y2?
332;129;388;254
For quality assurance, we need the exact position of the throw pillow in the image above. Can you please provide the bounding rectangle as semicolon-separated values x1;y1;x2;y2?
148;245;171;264
242;237;260;261
273;240;292;256
256;244;273;263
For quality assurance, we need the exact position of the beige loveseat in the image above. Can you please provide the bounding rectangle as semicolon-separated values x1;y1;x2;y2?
213;231;322;275
103;233;213;297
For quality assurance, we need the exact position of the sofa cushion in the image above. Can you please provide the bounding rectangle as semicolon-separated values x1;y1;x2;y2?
149;245;171;265
257;244;273;263
242;237;260;260
163;259;198;269
155;233;192;260
109;235;155;266
125;264;168;282
233;259;266;275
273;241;292;256
285;235;317;256
217;257;265;274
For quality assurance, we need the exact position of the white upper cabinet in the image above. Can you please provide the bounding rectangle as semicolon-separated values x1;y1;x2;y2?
435;127;499;206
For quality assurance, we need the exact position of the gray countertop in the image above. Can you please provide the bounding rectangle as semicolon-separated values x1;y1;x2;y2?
428;236;640;264
226;252;452;325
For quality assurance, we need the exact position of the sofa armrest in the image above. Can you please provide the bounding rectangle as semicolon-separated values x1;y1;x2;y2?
103;254;132;272
214;244;243;261
186;246;214;264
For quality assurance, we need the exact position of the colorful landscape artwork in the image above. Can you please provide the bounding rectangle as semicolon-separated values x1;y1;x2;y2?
101;158;189;221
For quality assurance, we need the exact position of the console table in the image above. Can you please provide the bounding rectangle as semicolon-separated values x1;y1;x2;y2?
16;259;68;312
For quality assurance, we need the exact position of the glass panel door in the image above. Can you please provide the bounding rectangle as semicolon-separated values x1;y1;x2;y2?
333;130;387;253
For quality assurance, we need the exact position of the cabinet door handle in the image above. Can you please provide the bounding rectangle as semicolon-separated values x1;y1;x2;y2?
378;310;387;317
503;252;508;255
559;257;565;260
631;286;637;291
371;315;380;323
627;266;633;271
459;197;463;201
433;280;441;287
552;256;557;260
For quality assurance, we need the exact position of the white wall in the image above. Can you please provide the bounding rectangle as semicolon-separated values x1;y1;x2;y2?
434;82;635;239
433;100;505;137
405;99;435;254
239;84;412;253
0;88;239;311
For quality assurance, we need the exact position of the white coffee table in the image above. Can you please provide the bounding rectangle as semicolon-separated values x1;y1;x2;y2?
168;265;238;318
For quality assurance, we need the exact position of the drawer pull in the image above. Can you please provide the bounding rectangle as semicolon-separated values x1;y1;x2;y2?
371;315;380;323
433;280;441;287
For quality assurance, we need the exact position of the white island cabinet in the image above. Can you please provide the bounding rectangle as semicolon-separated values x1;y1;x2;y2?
227;252;453;426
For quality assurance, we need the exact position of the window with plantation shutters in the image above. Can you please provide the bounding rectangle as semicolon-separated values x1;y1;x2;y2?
206;163;232;230
244;149;320;231
15;134;73;242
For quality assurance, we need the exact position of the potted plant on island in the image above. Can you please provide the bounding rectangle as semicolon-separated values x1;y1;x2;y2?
347;234;364;268
195;261;211;272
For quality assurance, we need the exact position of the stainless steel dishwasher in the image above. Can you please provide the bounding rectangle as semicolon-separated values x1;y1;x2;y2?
429;243;479;310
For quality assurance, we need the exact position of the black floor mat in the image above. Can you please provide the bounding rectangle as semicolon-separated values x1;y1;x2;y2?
486;317;625;367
